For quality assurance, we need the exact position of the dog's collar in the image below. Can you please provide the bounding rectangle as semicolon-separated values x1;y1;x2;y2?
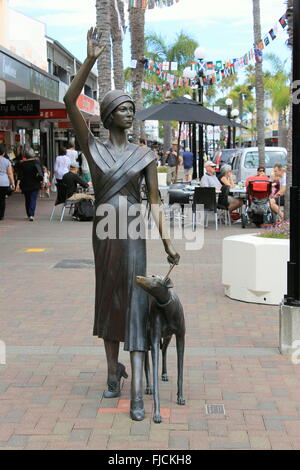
155;295;172;308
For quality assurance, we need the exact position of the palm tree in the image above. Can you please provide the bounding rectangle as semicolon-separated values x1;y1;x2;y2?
129;4;146;143
144;31;198;151
264;54;290;148
111;0;125;90
96;0;112;141
252;0;265;166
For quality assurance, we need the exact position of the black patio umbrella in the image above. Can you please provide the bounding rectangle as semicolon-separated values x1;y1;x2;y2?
135;96;242;182
135;96;242;128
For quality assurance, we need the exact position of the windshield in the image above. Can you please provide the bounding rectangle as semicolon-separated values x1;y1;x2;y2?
244;151;286;169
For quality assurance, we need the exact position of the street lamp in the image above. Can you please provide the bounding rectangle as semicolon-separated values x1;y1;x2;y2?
280;0;300;354
183;67;198;179
194;46;206;179
231;108;239;148
224;99;239;148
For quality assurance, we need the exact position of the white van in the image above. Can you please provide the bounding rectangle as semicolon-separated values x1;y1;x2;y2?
230;147;287;183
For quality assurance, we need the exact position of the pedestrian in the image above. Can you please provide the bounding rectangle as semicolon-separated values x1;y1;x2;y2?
0;144;15;220
15;153;43;221
182;147;193;182
54;148;71;183
66;142;78;166
40;165;51;198
165;143;182;185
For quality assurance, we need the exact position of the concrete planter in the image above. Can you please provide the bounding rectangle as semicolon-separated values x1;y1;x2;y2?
157;172;167;187
222;234;289;305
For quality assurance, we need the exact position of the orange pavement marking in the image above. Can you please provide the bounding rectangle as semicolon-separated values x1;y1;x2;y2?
25;249;46;253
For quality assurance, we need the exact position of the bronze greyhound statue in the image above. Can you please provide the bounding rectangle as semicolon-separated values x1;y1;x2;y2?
136;274;185;423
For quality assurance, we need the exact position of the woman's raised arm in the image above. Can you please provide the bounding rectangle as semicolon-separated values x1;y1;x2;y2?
64;28;105;155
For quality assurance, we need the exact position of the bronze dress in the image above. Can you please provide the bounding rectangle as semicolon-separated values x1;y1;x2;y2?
88;133;156;351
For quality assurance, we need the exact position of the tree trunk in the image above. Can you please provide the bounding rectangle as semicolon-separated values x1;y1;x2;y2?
96;0;111;141
278;110;288;149
252;0;265;166
111;0;125;90
129;5;145;143
285;0;293;220
163;121;172;154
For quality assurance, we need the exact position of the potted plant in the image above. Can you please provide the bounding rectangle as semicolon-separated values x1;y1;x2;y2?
157;166;168;187
222;222;290;305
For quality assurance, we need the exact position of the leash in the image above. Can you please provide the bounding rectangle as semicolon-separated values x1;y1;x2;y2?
163;262;176;282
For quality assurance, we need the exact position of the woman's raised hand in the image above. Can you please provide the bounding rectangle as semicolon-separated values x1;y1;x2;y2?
87;27;105;60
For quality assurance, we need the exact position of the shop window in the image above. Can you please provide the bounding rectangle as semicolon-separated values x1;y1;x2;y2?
53;64;68;85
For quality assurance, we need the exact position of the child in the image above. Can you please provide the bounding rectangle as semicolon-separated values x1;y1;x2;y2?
41;166;51;198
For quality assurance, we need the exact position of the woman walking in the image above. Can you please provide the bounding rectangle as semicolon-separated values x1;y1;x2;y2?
16;153;43;221
0;144;15;220
64;28;179;421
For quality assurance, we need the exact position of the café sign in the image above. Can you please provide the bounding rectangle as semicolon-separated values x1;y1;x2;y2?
0;100;40;118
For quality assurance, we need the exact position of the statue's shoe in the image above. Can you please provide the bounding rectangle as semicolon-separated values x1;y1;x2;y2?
130;398;145;421
103;363;128;398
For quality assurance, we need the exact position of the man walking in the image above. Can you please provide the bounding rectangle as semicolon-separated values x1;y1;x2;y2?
182;147;193;182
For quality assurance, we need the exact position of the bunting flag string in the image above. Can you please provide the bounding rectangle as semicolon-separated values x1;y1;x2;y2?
130;0;180;9
132;11;288;92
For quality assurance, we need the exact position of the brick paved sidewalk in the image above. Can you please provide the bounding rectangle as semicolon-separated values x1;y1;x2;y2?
0;193;299;450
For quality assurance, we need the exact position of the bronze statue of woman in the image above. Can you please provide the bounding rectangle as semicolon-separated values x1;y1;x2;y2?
64;28;180;421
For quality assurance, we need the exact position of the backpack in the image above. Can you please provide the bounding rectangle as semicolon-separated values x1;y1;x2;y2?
73;198;94;221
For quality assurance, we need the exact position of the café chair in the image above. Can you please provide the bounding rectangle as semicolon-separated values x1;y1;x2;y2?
192;187;218;231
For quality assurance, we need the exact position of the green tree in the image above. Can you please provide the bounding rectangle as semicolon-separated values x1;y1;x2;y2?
144;31;198;150
264;53;290;148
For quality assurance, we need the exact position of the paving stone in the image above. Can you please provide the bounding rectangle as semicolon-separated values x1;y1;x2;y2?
169;433;190;450
70;429;91;442
78;405;99;419
130;421;150;436
2;196;300;451
209;442;250;450
6;435;28;448
263;417;284;432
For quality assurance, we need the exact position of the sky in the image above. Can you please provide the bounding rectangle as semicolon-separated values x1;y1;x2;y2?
8;0;290;74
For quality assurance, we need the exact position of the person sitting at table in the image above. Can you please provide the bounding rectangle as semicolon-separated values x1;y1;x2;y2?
245;166;269;189
62;163;92;200
219;165;243;213
269;163;286;220
200;161;221;190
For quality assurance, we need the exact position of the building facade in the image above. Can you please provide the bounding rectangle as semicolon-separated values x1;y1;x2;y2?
0;0;100;173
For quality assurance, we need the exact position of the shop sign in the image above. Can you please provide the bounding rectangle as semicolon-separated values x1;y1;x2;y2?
77;94;100;116
57;121;73;129
40;109;67;119
0;100;40;118
0;120;12;131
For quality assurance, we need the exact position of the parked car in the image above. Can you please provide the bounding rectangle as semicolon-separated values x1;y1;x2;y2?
230;147;287;183
212;148;239;174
